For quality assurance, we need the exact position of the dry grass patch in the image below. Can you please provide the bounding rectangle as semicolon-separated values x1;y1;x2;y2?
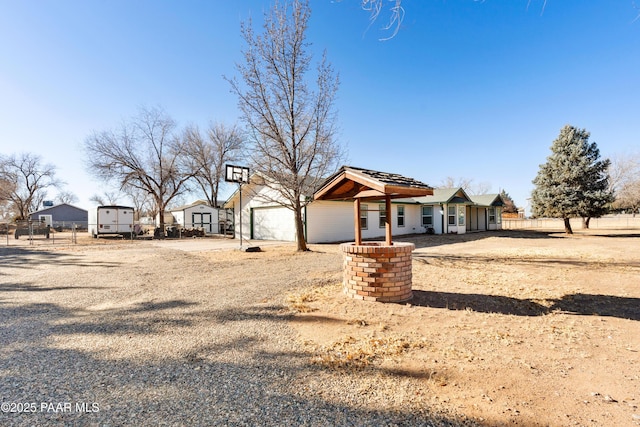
310;334;429;370
290;230;640;427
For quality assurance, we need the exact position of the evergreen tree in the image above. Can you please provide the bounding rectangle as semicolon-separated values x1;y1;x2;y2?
531;125;613;234
500;189;518;214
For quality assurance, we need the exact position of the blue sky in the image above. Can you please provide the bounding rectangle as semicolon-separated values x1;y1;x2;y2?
1;0;638;212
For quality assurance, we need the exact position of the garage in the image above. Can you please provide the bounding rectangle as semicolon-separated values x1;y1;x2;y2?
251;206;296;241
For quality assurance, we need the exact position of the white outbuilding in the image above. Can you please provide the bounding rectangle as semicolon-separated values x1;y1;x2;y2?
169;200;222;234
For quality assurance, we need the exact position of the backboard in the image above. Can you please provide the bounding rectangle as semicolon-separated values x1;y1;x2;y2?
225;165;250;184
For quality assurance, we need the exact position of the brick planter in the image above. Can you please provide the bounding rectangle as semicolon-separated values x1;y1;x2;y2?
339;241;415;303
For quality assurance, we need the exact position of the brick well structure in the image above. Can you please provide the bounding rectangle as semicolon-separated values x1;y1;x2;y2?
314;166;432;303
340;241;415;302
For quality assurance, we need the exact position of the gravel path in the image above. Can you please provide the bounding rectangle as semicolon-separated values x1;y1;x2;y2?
1;243;475;426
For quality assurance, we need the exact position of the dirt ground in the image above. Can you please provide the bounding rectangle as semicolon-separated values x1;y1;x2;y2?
290;229;640;426
2;229;639;426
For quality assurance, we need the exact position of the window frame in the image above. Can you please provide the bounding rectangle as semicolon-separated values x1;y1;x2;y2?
448;206;456;226
360;204;368;230
488;207;496;224
421;205;433;227
397;205;405;227
378;203;387;228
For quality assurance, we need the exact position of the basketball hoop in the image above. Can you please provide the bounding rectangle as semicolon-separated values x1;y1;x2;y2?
225;165;249;184
225;164;250;249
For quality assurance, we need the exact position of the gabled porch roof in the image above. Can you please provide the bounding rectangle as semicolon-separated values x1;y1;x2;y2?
314;166;433;202
315;166;433;245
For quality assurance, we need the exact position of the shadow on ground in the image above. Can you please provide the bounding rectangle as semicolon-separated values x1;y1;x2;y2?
410;290;640;321
395;230;561;249
0;299;485;427
0;247;122;275
413;252;640;270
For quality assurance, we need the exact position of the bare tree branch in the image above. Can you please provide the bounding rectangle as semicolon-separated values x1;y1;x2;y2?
0;152;61;220
84;106;196;234
227;0;345;251
182;122;245;207
56;190;78;205
610;151;640;214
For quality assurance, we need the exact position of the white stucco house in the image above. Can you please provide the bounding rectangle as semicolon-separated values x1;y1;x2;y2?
223;167;504;243
395;188;505;235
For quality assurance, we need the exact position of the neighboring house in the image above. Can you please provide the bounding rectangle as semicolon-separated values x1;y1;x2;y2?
224;169;504;243
29;203;88;229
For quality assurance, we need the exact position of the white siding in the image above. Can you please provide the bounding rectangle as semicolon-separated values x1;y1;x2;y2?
442;203;466;234
401;204;423;235
173;211;185;227
306;201;425;243
432;206;444;235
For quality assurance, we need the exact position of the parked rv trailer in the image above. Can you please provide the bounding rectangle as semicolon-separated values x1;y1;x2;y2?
88;206;135;238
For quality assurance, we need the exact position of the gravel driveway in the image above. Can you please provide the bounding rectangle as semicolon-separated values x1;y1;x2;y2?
0;242;473;426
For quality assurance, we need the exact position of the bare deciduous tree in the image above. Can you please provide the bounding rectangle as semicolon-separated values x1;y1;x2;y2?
89;191;121;206
123;185;156;220
610;152;640;215
438;176;491;195
358;1;640;40
56;190;79;205
227;0;344;251
0;152;60;220
361;0;404;40
183;122;245;208
84;106;195;234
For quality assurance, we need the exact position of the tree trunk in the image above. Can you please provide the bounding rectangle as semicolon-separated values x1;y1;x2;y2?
582;217;591;229
564;218;573;234
156;199;166;239
294;199;307;251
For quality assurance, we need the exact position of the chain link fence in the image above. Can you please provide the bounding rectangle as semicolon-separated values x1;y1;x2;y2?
1;222;82;246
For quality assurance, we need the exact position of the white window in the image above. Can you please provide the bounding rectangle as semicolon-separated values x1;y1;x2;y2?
458;208;465;226
448;206;456;225
379;203;387;228
421;206;433;227
360;204;368;230
489;208;496;224
397;205;405;227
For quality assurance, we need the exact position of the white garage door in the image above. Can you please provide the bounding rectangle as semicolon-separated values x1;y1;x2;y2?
252;207;296;241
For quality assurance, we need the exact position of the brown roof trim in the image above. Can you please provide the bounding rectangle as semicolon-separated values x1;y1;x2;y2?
314;166;433;201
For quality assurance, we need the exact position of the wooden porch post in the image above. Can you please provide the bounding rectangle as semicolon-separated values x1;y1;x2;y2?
385;195;392;246
354;198;362;245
